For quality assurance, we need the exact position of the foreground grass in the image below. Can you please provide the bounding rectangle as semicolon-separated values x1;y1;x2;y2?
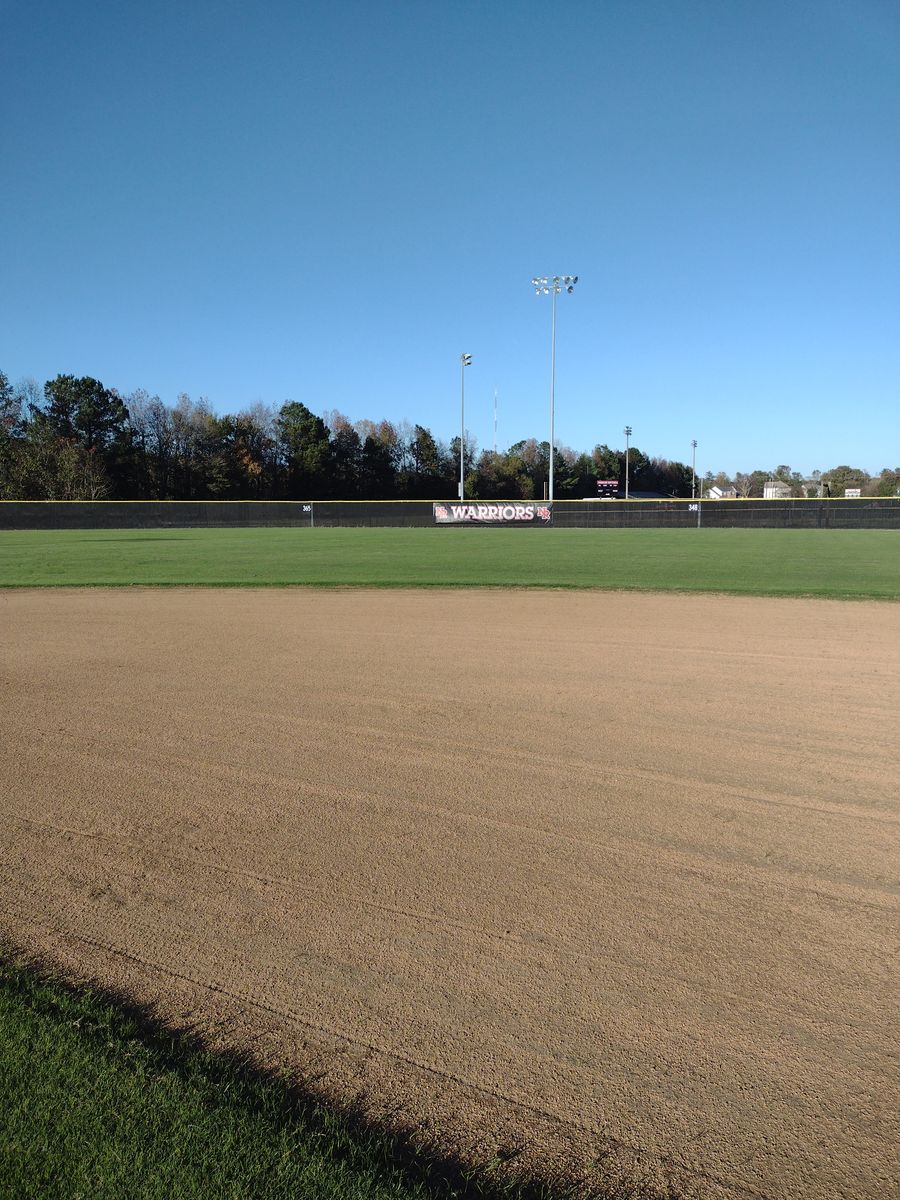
0;527;898;598
0;957;568;1200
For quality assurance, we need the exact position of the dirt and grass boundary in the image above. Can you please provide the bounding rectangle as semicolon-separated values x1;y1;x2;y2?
1;948;635;1200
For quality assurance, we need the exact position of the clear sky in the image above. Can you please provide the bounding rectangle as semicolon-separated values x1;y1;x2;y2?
2;0;897;476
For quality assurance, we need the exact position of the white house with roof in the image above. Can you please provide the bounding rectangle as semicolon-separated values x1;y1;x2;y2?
763;480;793;499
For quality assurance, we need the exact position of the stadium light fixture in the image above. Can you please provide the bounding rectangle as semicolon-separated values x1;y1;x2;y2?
531;276;578;501
459;353;472;499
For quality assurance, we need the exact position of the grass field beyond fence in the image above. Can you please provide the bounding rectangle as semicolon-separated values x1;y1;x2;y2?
1;527;898;598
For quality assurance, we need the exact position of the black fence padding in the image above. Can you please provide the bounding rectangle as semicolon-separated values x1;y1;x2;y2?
0;501;311;529
312;501;435;527
555;499;900;528
1;498;899;530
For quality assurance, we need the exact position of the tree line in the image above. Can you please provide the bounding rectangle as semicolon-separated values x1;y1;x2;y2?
1;371;896;502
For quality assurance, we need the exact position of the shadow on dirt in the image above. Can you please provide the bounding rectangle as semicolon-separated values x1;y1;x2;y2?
1;943;679;1200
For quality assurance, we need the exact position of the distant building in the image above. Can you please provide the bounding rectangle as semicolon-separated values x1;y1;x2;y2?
708;485;737;500
844;488;862;498
763;480;793;499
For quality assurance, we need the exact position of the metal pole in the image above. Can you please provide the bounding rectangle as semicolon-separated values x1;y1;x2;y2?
549;287;557;502
460;358;465;500
691;439;697;499
531;276;577;505
624;426;632;500
459;353;472;499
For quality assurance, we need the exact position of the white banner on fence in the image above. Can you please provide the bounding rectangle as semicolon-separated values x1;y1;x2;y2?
433;502;552;525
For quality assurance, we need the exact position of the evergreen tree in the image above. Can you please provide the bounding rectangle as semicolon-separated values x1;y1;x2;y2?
43;375;129;453
276;401;332;498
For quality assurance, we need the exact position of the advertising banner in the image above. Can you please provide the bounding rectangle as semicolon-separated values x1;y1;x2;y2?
433;502;552;525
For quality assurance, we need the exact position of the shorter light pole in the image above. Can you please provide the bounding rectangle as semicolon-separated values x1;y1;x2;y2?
691;439;698;499
624;425;632;500
459;353;472;499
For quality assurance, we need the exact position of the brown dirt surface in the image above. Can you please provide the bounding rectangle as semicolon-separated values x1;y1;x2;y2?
1;588;898;1200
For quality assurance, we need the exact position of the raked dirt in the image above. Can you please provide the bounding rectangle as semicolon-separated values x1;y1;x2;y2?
1;588;897;1199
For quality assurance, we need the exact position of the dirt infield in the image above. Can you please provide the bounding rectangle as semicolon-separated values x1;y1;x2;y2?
2;588;897;1199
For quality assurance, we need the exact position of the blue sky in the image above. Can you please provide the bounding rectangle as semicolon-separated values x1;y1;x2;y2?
2;0;897;476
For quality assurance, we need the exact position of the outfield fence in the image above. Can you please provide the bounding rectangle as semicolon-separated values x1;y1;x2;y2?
1;498;899;530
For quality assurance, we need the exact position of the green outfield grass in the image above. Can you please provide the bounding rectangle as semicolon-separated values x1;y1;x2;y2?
0;526;898;597
0;956;565;1200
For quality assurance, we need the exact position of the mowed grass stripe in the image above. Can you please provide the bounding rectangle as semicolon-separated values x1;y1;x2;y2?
0;957;567;1200
0;527;899;597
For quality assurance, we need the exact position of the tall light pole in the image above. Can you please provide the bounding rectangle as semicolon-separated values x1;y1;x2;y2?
532;275;578;502
459;353;472;499
624;425;632;500
691;439;698;499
